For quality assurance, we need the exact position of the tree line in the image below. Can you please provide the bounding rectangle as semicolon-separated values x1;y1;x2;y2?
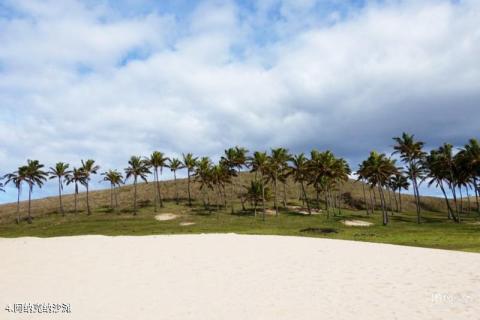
1;133;479;225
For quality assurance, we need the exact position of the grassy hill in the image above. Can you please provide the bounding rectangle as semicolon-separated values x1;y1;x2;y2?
1;173;479;253
0;173;455;223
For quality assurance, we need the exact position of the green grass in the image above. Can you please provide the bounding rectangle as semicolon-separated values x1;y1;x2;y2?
1;200;479;253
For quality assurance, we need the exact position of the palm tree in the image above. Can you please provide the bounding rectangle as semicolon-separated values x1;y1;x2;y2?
331;156;351;215
81;159;100;215
249;151;270;220
270;148;290;215
211;162;231;211
193;157;214;211
48;162;72;216
393;132;426;224
125;156;151;215
356;163;371;214
359;151;397;225
167;158;184;204
24;160;48;223
389;173;409;213
182;153;198;206
147;151;169;211
244;180;271;216
3;166;28;223
101;170;123;212
458;139;480;214
66;167;86;213
289;153;311;215
221;146;249;213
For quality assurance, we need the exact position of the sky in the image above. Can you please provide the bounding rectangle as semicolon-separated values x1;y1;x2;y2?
0;0;479;203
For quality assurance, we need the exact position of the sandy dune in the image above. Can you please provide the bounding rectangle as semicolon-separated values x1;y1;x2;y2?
1;234;479;319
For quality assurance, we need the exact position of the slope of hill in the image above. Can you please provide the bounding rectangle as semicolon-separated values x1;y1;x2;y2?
0;172;454;223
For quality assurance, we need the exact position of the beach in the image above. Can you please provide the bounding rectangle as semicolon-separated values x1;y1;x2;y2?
1;234;479;319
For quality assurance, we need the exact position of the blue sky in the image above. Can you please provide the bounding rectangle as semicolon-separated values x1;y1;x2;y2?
0;0;479;203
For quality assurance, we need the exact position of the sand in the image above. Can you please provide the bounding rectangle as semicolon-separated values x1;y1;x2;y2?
343;220;374;226
1;234;479;319
154;213;178;221
179;222;195;226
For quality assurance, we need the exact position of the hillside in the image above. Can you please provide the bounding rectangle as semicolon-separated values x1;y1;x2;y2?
0;172;455;223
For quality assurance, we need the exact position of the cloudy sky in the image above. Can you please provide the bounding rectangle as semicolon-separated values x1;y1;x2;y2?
0;0;479;202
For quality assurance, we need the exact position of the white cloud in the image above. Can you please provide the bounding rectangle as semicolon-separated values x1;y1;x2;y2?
0;0;479;201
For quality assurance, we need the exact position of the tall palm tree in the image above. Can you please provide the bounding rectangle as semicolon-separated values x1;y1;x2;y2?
356;163;371;214
182;153;198;206
289;153;311;215
167;158;184;204
193;157;214;211
3;166;28;223
125;156;151;215
211;162;231;212
270;148;290;216
249;151;270;220
458;139;480;214
389;173;409;213
81;159;100;215
359;151;397;225
48;162;72;216
221;146;249;213
101;170;123;212
393;132;426;224
424;149;456;220
66;167;86;213
24;160;48;223
147;151;169;211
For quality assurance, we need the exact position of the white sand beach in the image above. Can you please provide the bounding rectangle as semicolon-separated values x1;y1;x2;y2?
1;234;479;319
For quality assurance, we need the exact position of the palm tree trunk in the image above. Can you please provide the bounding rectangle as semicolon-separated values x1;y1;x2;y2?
392;187;399;213
273;173;278;216
174;171;179;204
74;184;78;214
301;182;311;214
157;167;163;208
466;186;471;213
222;184;227;207
110;184;114;210
412;176;421;224
27;185;32;223
133;177;138;215
473;177;479;214
187;170;192;206
362;183;368;215
16;187;21;224
282;181;287;208
114;186;119;213
387;187;393;215
153;169;159;212
398;189;402;212
378;186;388;225
324;192;329;217
369;188;374;214
261;179;266;221
299;184;304;205
58;177;64;216
86;183;91;215
459;187;464;214
440;183;455;221
450;182;459;216
231;177;236;214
